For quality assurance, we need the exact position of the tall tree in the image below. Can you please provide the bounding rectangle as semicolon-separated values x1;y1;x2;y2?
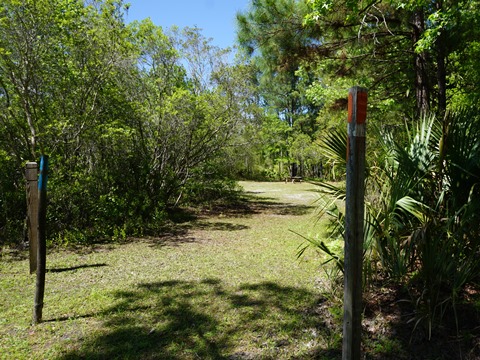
237;0;320;131
304;0;480;119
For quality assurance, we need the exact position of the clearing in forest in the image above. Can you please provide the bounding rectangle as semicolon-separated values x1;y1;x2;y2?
1;181;339;359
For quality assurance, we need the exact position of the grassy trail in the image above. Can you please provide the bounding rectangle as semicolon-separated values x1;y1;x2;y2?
1;181;337;359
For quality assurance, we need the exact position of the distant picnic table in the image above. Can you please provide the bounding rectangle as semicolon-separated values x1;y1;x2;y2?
285;176;302;183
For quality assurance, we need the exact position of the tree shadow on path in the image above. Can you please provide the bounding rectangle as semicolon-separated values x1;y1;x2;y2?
204;193;315;218
144;191;315;249
58;279;341;360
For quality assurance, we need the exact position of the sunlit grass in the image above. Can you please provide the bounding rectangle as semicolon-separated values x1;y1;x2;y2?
1;181;339;359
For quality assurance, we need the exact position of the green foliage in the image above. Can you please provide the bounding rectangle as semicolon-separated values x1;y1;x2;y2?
0;0;258;246
236;0;322;178
234;0;480;184
303;108;480;336
0;154;24;243
304;0;480;118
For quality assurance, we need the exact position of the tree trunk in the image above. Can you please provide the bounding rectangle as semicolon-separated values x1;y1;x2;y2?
435;1;447;118
412;9;430;118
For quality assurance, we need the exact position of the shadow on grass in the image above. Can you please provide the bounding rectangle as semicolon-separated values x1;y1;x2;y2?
193;221;250;231
145;221;249;248
0;245;29;261
201;195;315;219
144;194;311;249
165;191;315;222
47;263;108;273
58;279;341;360
44;313;97;323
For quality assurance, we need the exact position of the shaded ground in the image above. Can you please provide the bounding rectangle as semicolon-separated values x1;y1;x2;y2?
58;280;339;360
361;281;480;360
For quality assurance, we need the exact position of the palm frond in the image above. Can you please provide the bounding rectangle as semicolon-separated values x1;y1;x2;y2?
319;127;347;165
293;230;344;273
395;196;430;224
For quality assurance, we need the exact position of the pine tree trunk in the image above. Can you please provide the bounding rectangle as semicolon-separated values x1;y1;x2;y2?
436;1;447;118
412;9;430;117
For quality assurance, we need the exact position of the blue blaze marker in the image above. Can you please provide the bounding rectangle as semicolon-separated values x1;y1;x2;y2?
38;155;49;191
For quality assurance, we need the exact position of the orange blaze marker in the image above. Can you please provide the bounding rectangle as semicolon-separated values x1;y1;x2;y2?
347;88;367;125
348;93;353;123
356;91;367;124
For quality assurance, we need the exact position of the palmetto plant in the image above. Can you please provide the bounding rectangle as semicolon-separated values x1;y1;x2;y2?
303;108;480;335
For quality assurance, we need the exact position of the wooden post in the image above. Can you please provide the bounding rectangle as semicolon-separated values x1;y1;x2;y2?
26;162;38;274
33;155;48;324
343;87;367;360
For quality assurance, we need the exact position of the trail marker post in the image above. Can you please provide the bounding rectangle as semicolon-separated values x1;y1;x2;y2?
343;86;367;360
33;155;48;324
26;162;39;274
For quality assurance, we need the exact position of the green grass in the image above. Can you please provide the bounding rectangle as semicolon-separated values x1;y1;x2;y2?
1;181;341;359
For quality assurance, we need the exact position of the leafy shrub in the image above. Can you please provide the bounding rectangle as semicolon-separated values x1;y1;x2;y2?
302;108;480;336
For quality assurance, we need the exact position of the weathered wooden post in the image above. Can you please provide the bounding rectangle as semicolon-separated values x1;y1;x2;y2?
343;86;367;360
33;155;48;324
26;162;39;274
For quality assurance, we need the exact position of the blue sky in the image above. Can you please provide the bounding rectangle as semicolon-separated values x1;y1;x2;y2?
125;0;251;49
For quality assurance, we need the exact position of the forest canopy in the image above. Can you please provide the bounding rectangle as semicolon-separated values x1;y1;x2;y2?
0;0;261;244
